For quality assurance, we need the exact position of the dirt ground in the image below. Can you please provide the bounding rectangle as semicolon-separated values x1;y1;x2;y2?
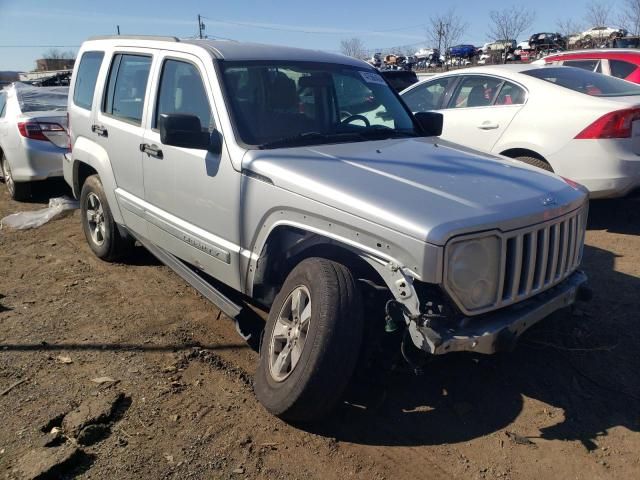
0;181;639;480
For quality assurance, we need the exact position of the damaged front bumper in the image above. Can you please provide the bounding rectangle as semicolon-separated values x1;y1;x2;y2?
409;270;589;355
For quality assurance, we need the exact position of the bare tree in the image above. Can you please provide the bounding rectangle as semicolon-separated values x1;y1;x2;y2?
487;7;535;62
488;7;536;43
619;0;640;34
426;8;468;55
556;18;584;37
584;1;611;27
41;48;76;60
340;38;366;59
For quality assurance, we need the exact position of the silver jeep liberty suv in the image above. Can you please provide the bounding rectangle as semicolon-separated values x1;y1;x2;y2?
65;35;589;421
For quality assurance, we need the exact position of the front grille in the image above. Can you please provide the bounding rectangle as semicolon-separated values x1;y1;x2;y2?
497;206;587;308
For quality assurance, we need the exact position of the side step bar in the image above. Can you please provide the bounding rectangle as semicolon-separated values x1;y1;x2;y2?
132;233;243;319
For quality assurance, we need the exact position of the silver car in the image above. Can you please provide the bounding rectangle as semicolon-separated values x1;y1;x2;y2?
0;83;69;200
65;36;590;422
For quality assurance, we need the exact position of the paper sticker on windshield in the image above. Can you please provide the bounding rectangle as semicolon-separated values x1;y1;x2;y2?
359;71;386;85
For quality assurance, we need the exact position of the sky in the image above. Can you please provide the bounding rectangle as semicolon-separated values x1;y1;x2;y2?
0;0;601;71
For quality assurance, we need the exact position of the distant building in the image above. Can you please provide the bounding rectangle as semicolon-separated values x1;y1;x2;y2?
35;58;75;71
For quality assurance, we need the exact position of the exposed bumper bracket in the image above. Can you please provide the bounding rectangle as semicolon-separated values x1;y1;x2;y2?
413;270;589;355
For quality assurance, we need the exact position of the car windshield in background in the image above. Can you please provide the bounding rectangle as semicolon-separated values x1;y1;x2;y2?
523;67;640;97
220;61;418;148
16;84;69;112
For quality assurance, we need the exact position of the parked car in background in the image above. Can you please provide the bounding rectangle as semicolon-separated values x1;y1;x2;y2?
0;83;69;200
611;36;640;48
379;70;418;92
66;36;589;422
487;39;516;51
448;44;476;58
401;64;640;198
576;26;627;44
528;32;565;49
537;49;640;83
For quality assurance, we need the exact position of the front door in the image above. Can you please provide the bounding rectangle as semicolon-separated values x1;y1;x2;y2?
142;52;242;290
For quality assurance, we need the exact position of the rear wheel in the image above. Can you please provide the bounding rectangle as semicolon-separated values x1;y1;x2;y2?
254;257;363;422
80;174;133;261
1;154;31;201
516;155;554;172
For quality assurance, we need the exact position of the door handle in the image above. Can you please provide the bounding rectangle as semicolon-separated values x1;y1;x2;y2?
477;122;499;130
139;143;163;159
91;124;108;137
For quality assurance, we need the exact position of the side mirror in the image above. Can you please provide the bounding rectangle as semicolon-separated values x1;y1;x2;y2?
159;113;221;153
414;111;443;137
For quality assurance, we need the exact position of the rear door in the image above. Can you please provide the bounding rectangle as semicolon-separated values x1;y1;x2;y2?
92;49;156;235
436;75;526;152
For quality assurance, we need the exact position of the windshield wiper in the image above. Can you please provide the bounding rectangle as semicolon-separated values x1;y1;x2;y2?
357;127;419;139
258;131;365;149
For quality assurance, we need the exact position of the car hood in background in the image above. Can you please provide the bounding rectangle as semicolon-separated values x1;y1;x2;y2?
243;138;587;245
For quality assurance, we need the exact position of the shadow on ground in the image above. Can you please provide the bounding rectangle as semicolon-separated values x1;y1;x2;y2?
588;196;640;235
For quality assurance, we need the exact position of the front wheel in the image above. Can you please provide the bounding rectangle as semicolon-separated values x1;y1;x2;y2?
80;174;133;261
254;257;363;422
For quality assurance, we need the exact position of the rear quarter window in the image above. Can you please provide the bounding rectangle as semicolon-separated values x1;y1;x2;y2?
73;51;104;110
609;59;638;79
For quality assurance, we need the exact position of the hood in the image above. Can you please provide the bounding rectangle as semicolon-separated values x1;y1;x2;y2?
243;138;587;246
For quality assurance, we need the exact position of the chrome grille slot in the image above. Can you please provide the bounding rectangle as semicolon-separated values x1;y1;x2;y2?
495;206;586;311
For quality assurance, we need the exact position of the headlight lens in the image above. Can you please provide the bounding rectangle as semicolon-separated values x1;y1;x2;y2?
447;235;501;312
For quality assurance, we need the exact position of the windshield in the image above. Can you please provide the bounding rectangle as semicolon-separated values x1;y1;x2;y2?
220;61;418;148
15;84;69;112
523;66;640;97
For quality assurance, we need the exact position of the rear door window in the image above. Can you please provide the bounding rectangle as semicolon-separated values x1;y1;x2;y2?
495;81;526;105
402;77;451;111
154;59;212;131
103;54;152;125
0;92;6;117
73;51;104;110
448;75;503;108
609;59;638;79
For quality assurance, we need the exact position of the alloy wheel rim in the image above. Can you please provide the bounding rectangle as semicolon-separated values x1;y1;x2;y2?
268;285;312;382
86;192;106;246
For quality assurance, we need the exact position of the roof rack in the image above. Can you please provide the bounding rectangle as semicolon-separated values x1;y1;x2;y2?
87;35;180;42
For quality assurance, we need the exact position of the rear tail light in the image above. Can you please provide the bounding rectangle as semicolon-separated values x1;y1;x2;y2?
575;107;640;139
17;121;67;145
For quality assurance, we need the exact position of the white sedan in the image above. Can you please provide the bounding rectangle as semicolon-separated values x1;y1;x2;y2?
0;83;69;200
400;64;640;198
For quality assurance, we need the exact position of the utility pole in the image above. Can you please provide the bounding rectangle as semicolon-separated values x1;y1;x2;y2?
198;14;204;39
117;25;120;35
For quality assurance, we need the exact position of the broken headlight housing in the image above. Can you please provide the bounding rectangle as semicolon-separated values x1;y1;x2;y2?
444;234;501;313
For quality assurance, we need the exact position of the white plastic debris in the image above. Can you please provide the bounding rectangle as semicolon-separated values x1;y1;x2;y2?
1;196;79;230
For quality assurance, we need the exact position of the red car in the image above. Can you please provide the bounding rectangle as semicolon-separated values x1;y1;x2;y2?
538;49;640;83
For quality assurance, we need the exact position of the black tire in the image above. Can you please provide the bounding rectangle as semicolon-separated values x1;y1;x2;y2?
254;257;363;422
1;154;31;201
80;174;132;261
516;155;554;172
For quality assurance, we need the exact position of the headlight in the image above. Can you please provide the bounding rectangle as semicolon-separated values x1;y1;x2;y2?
446;235;501;312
